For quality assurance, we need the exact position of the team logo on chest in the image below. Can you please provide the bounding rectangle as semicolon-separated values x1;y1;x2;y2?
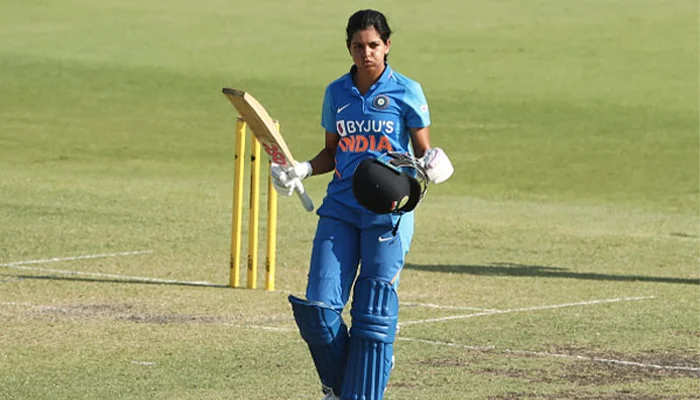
337;121;345;136
372;94;390;110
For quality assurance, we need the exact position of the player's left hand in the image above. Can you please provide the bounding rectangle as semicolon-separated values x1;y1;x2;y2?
420;148;454;184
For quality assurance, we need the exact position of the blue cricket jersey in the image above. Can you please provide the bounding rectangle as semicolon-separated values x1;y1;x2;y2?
317;64;431;219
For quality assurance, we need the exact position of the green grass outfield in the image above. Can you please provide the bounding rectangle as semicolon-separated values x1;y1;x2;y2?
1;1;698;399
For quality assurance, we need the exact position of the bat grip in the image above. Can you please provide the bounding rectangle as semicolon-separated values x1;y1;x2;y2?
294;181;315;212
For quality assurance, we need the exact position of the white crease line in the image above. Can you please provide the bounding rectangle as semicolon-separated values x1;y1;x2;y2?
0;277;24;283
0;301;34;307
400;337;700;372
505;349;700;371
0;250;154;267
0;301;67;311
399;337;495;351
0;251;224;287
235;323;699;372
399;296;655;327
1;303;297;331
402;302;500;312
3;265;223;287
241;325;297;332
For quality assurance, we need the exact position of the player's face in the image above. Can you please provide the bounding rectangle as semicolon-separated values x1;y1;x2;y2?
348;27;390;74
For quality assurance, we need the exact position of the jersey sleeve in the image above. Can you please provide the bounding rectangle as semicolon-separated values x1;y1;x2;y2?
321;85;336;133
403;82;431;129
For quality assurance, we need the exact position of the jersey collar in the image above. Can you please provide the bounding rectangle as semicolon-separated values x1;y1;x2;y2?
344;64;394;92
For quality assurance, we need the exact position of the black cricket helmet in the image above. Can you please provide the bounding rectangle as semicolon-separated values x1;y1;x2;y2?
352;152;428;214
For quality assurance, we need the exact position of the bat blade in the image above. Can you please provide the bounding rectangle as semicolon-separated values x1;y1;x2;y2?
222;87;314;212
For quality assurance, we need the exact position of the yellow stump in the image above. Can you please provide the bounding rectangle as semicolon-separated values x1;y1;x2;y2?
265;121;280;291
247;136;261;289
230;118;247;288
229;118;279;291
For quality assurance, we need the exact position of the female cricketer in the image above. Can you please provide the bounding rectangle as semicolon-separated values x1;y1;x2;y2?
271;9;453;400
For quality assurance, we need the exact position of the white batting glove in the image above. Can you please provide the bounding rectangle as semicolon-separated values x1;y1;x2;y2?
270;164;295;196
270;161;312;196
420;148;454;184
287;161;313;181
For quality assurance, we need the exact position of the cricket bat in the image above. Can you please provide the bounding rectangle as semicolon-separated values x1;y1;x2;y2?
222;87;314;212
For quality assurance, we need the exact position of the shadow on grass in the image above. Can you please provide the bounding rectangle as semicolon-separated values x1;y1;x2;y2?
404;262;700;285
0;274;230;288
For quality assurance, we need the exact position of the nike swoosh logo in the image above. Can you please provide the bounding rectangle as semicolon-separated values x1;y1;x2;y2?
337;103;351;114
378;235;393;242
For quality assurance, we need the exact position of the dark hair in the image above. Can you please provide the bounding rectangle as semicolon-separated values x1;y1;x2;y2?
345;9;393;49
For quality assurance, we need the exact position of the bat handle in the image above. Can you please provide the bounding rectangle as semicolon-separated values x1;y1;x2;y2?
294;181;315;212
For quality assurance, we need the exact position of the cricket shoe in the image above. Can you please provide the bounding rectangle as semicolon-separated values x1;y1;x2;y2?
321;385;339;400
